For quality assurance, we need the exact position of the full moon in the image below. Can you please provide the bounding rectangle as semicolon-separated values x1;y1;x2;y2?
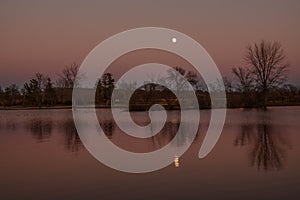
172;37;177;43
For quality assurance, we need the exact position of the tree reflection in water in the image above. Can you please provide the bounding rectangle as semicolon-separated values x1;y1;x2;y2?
21;110;199;156
61;119;82;153
27;118;52;142
150;120;180;149
251;123;287;171
234;124;254;146
100;119;115;139
235;113;290;171
149;113;198;151
61;119;116;153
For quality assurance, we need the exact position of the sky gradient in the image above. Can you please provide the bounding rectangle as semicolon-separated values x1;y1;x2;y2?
0;0;299;86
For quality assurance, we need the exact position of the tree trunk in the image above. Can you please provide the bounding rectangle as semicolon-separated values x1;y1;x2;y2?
261;89;268;110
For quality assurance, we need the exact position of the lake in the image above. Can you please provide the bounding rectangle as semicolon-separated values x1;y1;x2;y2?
0;107;299;200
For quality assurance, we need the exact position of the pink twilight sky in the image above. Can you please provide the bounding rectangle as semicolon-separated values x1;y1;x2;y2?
0;0;299;87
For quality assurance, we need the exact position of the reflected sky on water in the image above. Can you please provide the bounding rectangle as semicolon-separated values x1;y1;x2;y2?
0;107;299;199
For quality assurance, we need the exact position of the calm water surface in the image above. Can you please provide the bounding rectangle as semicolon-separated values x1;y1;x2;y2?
0;107;299;200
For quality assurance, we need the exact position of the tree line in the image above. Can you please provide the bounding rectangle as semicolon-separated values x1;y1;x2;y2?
0;63;115;107
0;40;299;109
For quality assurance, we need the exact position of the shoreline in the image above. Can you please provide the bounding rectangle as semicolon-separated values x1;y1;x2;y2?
1;103;300;111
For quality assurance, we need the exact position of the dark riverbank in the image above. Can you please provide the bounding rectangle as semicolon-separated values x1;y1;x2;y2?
1;103;300;111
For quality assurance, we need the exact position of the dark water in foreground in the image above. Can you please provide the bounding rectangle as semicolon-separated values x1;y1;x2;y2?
0;107;299;200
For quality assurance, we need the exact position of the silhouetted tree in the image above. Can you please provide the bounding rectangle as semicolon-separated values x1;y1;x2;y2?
232;67;253;93
0;86;3;106
194;79;208;92
4;84;20;106
35;73;47;90
185;71;199;89
57;63;80;88
23;79;41;106
167;67;198;93
112;80;137;105
282;84;298;102
223;76;234;94
95;78;104;104
167;67;186;94
244;41;289;108
44;78;56;105
232;67;254;107
101;73;115;104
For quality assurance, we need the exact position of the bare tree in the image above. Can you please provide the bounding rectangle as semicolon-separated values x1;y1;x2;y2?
167;67;198;93
167;67;187;94
232;67;253;93
57;63;80;88
245;40;289;108
35;73;47;90
194;79;208;92
232;67;254;107
185;71;198;89
223;76;234;94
